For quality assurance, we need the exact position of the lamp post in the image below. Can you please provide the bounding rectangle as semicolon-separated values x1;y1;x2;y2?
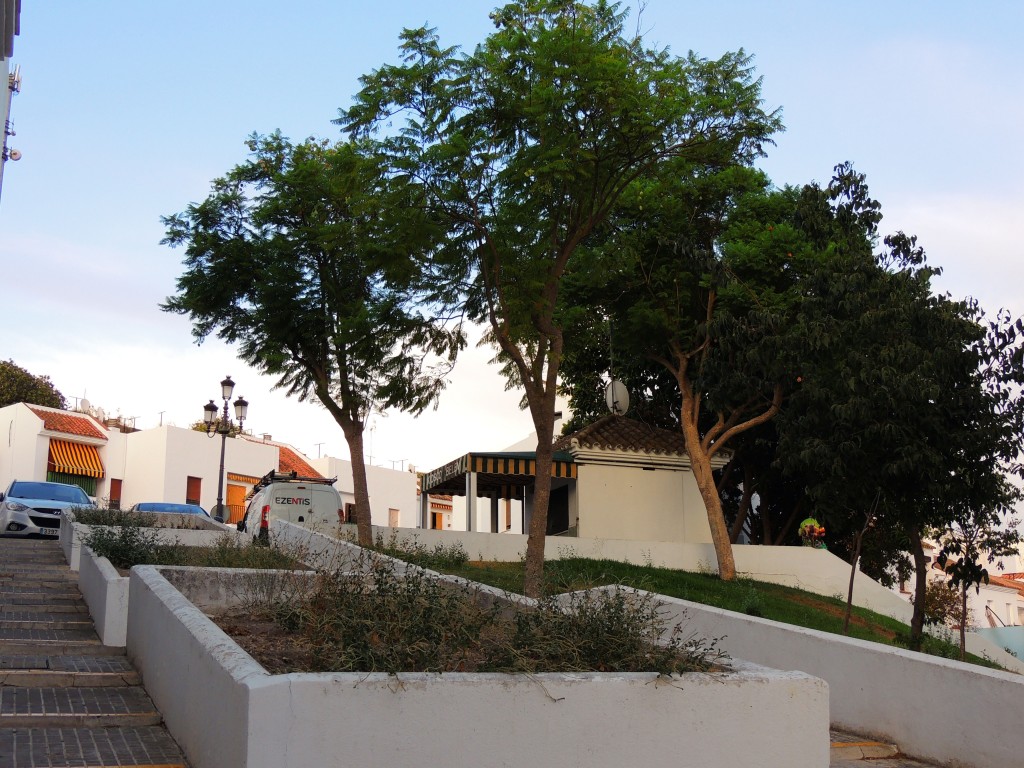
203;375;249;523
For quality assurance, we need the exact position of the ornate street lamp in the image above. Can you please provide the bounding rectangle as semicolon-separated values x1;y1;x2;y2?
203;375;249;522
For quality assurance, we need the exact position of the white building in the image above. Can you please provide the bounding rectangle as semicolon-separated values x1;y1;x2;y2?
0;402;416;527
418;415;717;545
310;454;418;529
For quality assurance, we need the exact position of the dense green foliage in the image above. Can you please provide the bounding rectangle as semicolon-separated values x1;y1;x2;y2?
341;0;781;595
0;359;66;409
162;135;462;546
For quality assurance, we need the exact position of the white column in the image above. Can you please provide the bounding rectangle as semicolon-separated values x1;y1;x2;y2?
465;472;478;532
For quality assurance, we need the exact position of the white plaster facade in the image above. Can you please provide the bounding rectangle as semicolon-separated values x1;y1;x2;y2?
310;455;418;528
571;450;714;544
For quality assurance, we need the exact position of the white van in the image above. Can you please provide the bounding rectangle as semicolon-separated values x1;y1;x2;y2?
237;471;342;541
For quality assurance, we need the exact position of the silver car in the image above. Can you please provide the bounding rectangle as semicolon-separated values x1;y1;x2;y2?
0;480;96;538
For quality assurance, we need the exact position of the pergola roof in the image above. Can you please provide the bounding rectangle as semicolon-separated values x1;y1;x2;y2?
421;451;576;499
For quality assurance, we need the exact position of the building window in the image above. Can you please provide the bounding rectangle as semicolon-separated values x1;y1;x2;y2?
185;476;202;506
388;508;400;527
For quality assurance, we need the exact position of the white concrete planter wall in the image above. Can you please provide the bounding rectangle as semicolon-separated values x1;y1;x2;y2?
60;516;242;571
127;565;829;768
78;546;129;646
639;588;1024;768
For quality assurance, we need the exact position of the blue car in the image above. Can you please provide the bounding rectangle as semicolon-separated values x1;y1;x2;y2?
129;502;211;517
0;480;96;537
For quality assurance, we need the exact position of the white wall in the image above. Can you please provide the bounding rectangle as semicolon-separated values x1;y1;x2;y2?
577;463;688;542
0;403;48;488
311;456;418;528
122;426;277;510
642;588;1024;768
129;562;829;768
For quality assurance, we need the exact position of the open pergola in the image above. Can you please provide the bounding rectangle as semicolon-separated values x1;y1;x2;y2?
419;451;577;531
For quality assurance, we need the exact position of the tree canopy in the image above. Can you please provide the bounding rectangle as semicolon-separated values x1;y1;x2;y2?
0;360;67;410
162;134;462;546
341;0;781;595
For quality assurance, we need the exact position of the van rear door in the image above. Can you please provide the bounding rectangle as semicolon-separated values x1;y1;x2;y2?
272;483;314;524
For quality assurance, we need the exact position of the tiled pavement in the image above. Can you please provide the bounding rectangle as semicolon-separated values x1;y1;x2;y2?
0;538;188;767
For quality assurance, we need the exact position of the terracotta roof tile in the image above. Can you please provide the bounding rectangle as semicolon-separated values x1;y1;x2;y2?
553;414;685;456
28;406;107;441
277;444;322;478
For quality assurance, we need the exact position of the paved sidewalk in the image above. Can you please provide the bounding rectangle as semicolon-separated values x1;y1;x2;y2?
0;538;188;767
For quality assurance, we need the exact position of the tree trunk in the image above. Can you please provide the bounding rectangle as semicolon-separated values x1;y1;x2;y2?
524;430;555;598
959;588;968;661
680;404;736;580
728;465;754;544
908;525;928;651
843;522;870;634
343;425;373;548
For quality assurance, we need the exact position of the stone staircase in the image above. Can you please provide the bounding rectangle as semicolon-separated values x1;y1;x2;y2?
0;538;187;767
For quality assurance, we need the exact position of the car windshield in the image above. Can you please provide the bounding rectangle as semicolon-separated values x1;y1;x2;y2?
9;482;90;504
135;503;207;515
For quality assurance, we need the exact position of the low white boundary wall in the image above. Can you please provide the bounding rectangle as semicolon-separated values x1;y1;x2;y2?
78;546;129;646
639;588;1024;768
127;565;829;768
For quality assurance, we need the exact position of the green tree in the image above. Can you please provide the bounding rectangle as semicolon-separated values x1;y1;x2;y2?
0;360;67;409
776;173;1024;648
162;134;461;547
560;165;812;580
342;0;781;595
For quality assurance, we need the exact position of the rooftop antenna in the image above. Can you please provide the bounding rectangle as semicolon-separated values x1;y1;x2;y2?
315;442;325;458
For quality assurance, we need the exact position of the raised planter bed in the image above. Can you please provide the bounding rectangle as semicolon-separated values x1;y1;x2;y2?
60;513;240;571
126;563;830;768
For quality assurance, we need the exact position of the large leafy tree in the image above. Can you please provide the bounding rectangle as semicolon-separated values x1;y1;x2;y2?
0;360;66;409
162;134;461;546
562;166;815;580
342;0;781;596
776;173;1024;649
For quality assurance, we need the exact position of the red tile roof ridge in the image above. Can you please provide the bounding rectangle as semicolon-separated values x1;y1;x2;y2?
238;435;323;479
27;405;107;441
553;414;685;456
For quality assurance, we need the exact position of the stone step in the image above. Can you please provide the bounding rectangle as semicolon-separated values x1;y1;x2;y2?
0;616;94;632
0;606;86;618
830;730;900;762
0;631;127;657
0;656;140;687
0;598;87;610
0;687;163;728
0;725;188;767
0;589;82;602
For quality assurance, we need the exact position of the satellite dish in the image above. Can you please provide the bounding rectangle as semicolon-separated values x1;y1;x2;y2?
8;149;22;161
80;398;91;413
605;380;629;416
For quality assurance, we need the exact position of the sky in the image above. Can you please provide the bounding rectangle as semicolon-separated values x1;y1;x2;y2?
1;1;1021;474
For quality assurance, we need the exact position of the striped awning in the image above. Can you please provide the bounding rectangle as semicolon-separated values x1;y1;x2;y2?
48;439;104;479
422;451;576;498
